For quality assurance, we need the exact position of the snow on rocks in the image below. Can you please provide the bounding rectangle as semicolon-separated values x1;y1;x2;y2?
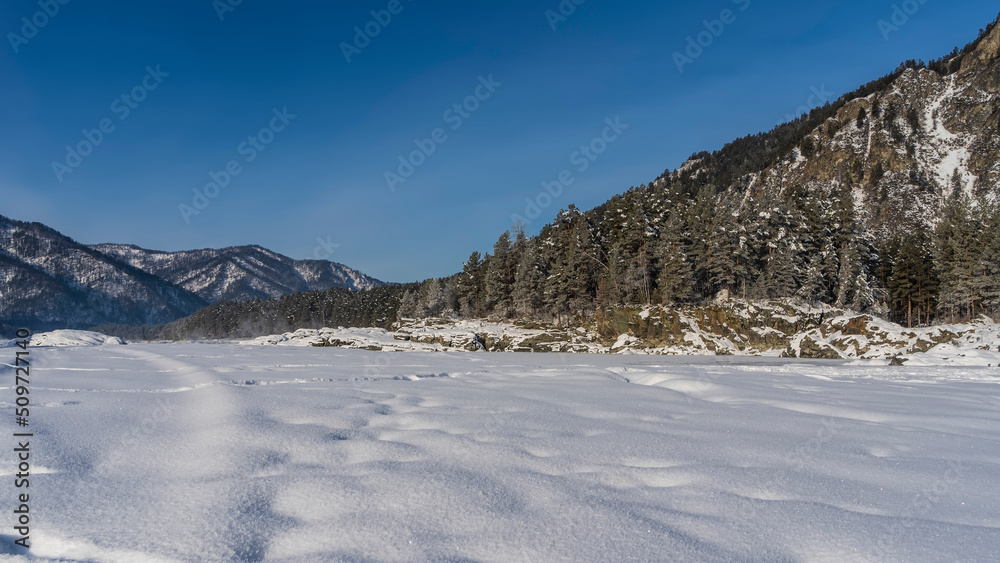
241;319;606;354
239;301;1000;367
29;330;126;347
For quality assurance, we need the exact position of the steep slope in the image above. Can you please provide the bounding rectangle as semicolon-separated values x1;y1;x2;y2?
90;244;383;303
672;17;1000;237
0;215;208;332
432;13;1000;328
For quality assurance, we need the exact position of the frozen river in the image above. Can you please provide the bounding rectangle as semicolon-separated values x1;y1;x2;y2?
2;343;998;561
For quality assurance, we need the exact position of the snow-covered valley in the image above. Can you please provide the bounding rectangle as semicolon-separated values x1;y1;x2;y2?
1;343;998;561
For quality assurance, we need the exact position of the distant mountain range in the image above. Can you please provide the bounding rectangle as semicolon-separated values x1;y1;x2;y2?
0;215;382;333
91;244;381;303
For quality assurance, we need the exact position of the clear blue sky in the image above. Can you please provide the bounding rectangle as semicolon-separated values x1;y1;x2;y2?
2;0;997;282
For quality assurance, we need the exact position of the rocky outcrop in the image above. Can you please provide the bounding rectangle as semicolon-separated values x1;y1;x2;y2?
743;21;1000;239
243;301;1000;363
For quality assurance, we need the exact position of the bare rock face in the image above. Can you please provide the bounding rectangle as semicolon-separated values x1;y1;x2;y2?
961;21;1000;72
680;19;1000;241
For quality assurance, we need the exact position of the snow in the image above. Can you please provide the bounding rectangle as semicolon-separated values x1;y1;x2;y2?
925;76;978;195
2;344;997;561
28;330;126;347
242;320;608;354
238;303;1000;366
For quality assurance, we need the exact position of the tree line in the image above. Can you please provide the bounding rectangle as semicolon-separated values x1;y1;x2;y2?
412;182;998;329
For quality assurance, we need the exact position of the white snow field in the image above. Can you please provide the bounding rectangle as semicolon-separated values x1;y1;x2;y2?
1;343;998;562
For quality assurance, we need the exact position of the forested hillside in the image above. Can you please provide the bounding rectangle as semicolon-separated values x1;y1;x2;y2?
94;284;412;341
400;14;1000;329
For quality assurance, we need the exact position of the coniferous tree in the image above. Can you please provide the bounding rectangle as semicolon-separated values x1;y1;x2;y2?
891;237;917;326
655;212;693;304
600;243;626;308
706;197;742;297
686;185;719;299
973;203;1000;318
456;251;485;317
935;190;980;320
485;231;515;317
512;244;546;319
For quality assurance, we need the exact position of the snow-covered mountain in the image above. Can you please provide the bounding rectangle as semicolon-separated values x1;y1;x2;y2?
0;215;383;333
91;243;382;303
695;19;1000;237
0;215;208;332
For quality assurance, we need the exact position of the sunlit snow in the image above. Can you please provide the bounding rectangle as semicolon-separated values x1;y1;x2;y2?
1;343;997;561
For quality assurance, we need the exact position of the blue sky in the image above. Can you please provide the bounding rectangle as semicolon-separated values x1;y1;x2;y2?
2;0;997;282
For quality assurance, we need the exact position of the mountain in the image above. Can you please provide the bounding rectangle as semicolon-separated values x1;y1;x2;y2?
686;18;1000;238
409;13;1000;329
0;215;208;332
90;244;382;303
0;215;384;334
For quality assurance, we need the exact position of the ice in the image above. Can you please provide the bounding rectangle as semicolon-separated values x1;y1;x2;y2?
1;344;997;561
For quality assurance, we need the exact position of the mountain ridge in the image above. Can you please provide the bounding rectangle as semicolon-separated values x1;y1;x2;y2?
0;214;208;332
91;242;382;303
0;214;383;333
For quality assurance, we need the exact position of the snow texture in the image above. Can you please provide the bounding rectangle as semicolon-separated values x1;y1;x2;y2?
1;344;997;561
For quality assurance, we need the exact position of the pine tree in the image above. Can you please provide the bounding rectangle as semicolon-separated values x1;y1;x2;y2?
417;278;450;318
686;185;719;299
485;231;515;317
618;199;653;304
512;245;545;319
655;212;693;304
797;256;826;304
762;236;800;299
935;190;980;320
894;237;922;326
600;243;626;308
398;288;419;319
456;251;485;318
973;203;1000;318
828;184;878;311
706;197;741;297
540;206;596;323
